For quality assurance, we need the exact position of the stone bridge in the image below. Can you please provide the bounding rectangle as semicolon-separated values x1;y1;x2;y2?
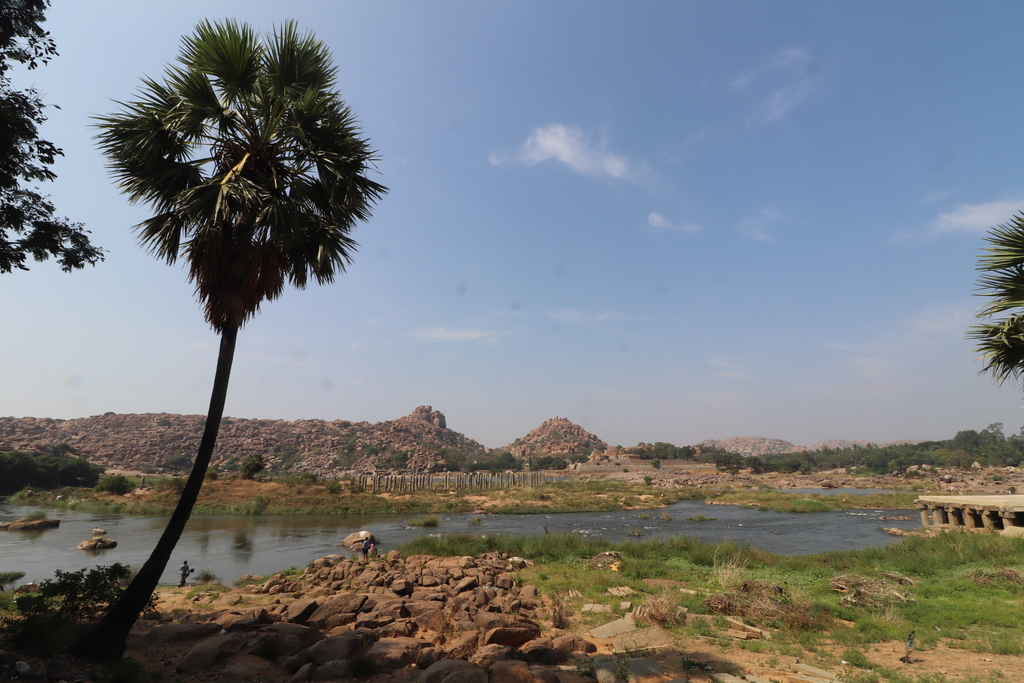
915;495;1024;536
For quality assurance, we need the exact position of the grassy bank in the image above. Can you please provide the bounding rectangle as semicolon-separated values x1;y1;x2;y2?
9;478;693;516
399;531;1024;678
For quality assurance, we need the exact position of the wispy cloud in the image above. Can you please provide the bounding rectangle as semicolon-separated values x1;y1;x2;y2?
709;354;753;382
648;212;699;233
928;198;1024;236
732;48;817;125
547;308;614;325
410;328;498;342
490;124;636;180
737;208;781;241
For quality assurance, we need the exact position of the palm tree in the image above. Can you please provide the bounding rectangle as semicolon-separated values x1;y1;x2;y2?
969;213;1024;387
66;19;385;661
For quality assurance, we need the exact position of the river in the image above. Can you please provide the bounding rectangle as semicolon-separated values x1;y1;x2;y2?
0;492;918;586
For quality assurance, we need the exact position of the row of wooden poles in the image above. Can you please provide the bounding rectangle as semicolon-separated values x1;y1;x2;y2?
352;471;549;492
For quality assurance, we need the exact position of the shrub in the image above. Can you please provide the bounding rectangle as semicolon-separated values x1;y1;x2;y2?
408;515;439;527
0;564;154;656
195;568;219;584
154;477;186;493
94;474;134;495
0;571;25;591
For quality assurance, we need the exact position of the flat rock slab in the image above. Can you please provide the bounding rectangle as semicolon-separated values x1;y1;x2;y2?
625;658;663;682
582;604;613;613
589;616;636;639
709;674;745;683
607;586;635;597
612;626;671;653
794;663;839;680
786;675;835;683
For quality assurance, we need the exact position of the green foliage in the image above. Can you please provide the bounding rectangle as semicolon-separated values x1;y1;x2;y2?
162;449;192;471
156;418;172;427
0;0;103;274
0;450;102;493
531;455;568;470
240;454;266;480
154;476;185;493
0;571;25;590
94;474;134;495
408;515;439;527
0;564;152;656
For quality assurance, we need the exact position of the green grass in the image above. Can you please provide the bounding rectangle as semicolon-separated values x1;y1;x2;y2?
396;531;1024;659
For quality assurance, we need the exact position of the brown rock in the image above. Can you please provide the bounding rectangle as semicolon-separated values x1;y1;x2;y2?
489;659;558;683
469;643;511;667
519;644;567;665
286;598;321;624
367;637;426;668
418;660;488;683
551;634;597;653
482;627;540;648
177;634;245;672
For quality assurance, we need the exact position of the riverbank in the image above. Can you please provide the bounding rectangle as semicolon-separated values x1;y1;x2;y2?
4;531;1019;683
9;475;919;516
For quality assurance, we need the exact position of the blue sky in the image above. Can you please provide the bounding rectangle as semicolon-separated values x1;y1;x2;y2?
4;1;1024;449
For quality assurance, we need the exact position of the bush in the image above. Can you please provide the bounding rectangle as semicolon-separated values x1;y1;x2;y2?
94;474;134;495
408;515;440;527
0;564;154;656
0;571;25;591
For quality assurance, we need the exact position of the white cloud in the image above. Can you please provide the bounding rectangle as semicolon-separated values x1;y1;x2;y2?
547;308;613;325
490;124;635;180
737;208;781;241
732;47;817;125
709;354;753;382
410;328;498;342
929;199;1024;236
648;212;700;233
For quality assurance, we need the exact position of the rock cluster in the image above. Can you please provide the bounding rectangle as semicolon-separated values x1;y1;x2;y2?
0;407;490;476
0;518;60;531
503;417;607;460
136;550;596;682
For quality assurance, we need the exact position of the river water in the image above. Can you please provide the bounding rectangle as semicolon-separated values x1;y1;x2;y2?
0;491;918;586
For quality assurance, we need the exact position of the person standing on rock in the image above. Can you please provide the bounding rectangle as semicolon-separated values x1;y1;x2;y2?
178;560;192;587
361;537;371;562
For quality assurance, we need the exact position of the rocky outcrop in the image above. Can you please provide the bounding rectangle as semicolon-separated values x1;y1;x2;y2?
136;550;596;681
503;417;607;460
0;518;60;531
0;407;490;476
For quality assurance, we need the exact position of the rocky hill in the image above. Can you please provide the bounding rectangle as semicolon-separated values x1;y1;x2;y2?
0;406;490;476
502;417;607;460
701;436;926;457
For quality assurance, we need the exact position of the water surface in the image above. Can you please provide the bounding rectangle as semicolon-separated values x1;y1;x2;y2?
0;499;918;585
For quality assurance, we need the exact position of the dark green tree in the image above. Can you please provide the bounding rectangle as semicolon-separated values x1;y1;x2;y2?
67;19;385;662
0;0;102;272
239;453;265;480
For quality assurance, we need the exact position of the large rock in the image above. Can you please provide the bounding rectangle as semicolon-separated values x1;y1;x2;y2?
283;629;377;673
1;518;60;531
482;627;541;648
141;623;220;645
367;637;426;668
469;643;511;667
177;634;245;672
341;530;375;550
551;634;597;653
286;598;321;624
305;593;368;629
489;659;558;683
418;660;488;683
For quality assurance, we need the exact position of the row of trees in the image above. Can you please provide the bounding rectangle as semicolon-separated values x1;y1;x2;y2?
0;450;102;493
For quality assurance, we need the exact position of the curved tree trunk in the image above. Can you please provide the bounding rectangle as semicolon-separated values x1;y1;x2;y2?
66;324;239;662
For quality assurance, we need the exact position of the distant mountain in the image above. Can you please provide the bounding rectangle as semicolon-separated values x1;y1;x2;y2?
701;436;926;457
502;417;607;460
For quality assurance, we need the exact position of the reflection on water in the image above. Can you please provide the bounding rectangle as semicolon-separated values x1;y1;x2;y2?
0;499;919;585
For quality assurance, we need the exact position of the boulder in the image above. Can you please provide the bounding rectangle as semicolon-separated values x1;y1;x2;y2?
286;598;321;624
283;629;377;673
367;637;426;668
418;660;488;683
142;623;220;645
490;659;557;683
77;537;117;550
482;627;541;648
416;646;438;670
469;643;511;667
551;634;597;653
520;644;567;665
340;530;375;550
391;579;415;596
177;634;245;672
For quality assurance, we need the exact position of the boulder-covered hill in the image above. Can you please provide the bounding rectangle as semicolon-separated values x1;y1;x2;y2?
502;417;608;460
701;436;925;457
0;406;491;476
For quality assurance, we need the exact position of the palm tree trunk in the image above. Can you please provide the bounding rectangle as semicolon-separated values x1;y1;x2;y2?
66;323;239;662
